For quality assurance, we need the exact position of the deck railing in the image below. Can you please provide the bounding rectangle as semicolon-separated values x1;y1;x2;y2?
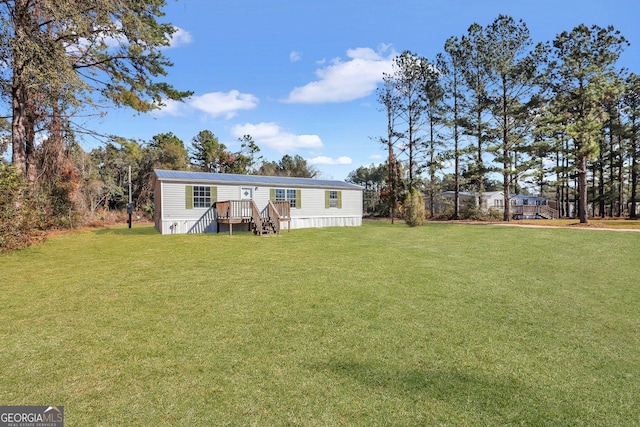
271;201;290;219
215;200;290;235
538;204;559;219
267;201;292;234
250;200;263;232
215;200;254;220
267;202;280;234
511;204;559;219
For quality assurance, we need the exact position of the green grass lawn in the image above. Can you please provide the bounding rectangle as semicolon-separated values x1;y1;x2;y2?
2;221;639;426
498;218;640;229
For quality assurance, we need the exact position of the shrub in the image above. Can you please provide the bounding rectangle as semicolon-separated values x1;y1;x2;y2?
459;198;487;220
486;208;503;221
37;161;83;229
433;198;455;220
0;164;46;252
404;188;426;226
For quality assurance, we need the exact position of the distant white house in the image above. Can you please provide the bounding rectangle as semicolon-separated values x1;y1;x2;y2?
153;169;363;235
441;191;558;219
441;190;505;211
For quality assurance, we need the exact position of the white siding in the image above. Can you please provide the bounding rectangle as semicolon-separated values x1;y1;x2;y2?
154;178;162;232
484;192;505;211
157;181;219;234
287;188;362;230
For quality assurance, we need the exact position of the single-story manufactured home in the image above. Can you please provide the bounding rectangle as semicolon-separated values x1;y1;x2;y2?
153;169;363;235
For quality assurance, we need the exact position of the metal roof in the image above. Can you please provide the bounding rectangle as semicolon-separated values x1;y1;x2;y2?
153;169;363;190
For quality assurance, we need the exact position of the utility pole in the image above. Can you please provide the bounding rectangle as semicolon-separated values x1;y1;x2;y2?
127;165;133;228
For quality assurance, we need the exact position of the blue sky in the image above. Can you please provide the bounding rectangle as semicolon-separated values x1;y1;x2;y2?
86;0;640;180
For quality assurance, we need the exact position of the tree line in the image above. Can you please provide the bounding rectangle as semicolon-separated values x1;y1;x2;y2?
79;130;318;217
0;1;321;250
368;15;638;224
1;4;638;248
0;0;187;250
0;127;317;251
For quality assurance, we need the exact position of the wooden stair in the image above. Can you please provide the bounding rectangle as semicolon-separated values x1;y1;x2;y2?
215;200;290;236
538;205;559;219
511;204;559;220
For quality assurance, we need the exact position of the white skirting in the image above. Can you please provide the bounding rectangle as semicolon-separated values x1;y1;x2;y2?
157;215;361;235
290;216;361;229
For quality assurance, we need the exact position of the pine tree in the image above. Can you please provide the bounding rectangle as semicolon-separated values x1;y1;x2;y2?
3;0;191;187
484;15;546;221
623;73;640;218
546;24;628;223
388;51;438;190
438;37;467;219
460;23;491;207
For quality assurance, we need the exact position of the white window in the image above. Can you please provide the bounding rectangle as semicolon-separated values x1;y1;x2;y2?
193;186;211;208
286;189;297;208
329;191;339;208
275;188;298;208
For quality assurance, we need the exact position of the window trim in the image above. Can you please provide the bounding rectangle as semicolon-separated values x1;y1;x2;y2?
186;185;216;209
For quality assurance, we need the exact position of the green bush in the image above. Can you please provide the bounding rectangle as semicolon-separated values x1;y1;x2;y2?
0;164;45;252
459;198;484;220
404;188;426;226
486;208;504;221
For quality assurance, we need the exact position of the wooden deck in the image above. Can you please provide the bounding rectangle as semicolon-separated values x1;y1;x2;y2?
511;204;559;219
215;200;291;235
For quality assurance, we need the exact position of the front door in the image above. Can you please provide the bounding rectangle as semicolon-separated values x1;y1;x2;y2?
241;187;253;200
241;187;253;217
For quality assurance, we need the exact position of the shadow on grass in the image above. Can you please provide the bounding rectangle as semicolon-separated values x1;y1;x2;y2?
93;225;159;236
313;359;553;424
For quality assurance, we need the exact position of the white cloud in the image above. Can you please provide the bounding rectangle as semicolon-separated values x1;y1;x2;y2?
189;90;259;119
290;51;302;62
167;27;192;48
308;156;352;166
151;90;259;119
283;45;396;104
152;98;185;116
231;122;323;152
